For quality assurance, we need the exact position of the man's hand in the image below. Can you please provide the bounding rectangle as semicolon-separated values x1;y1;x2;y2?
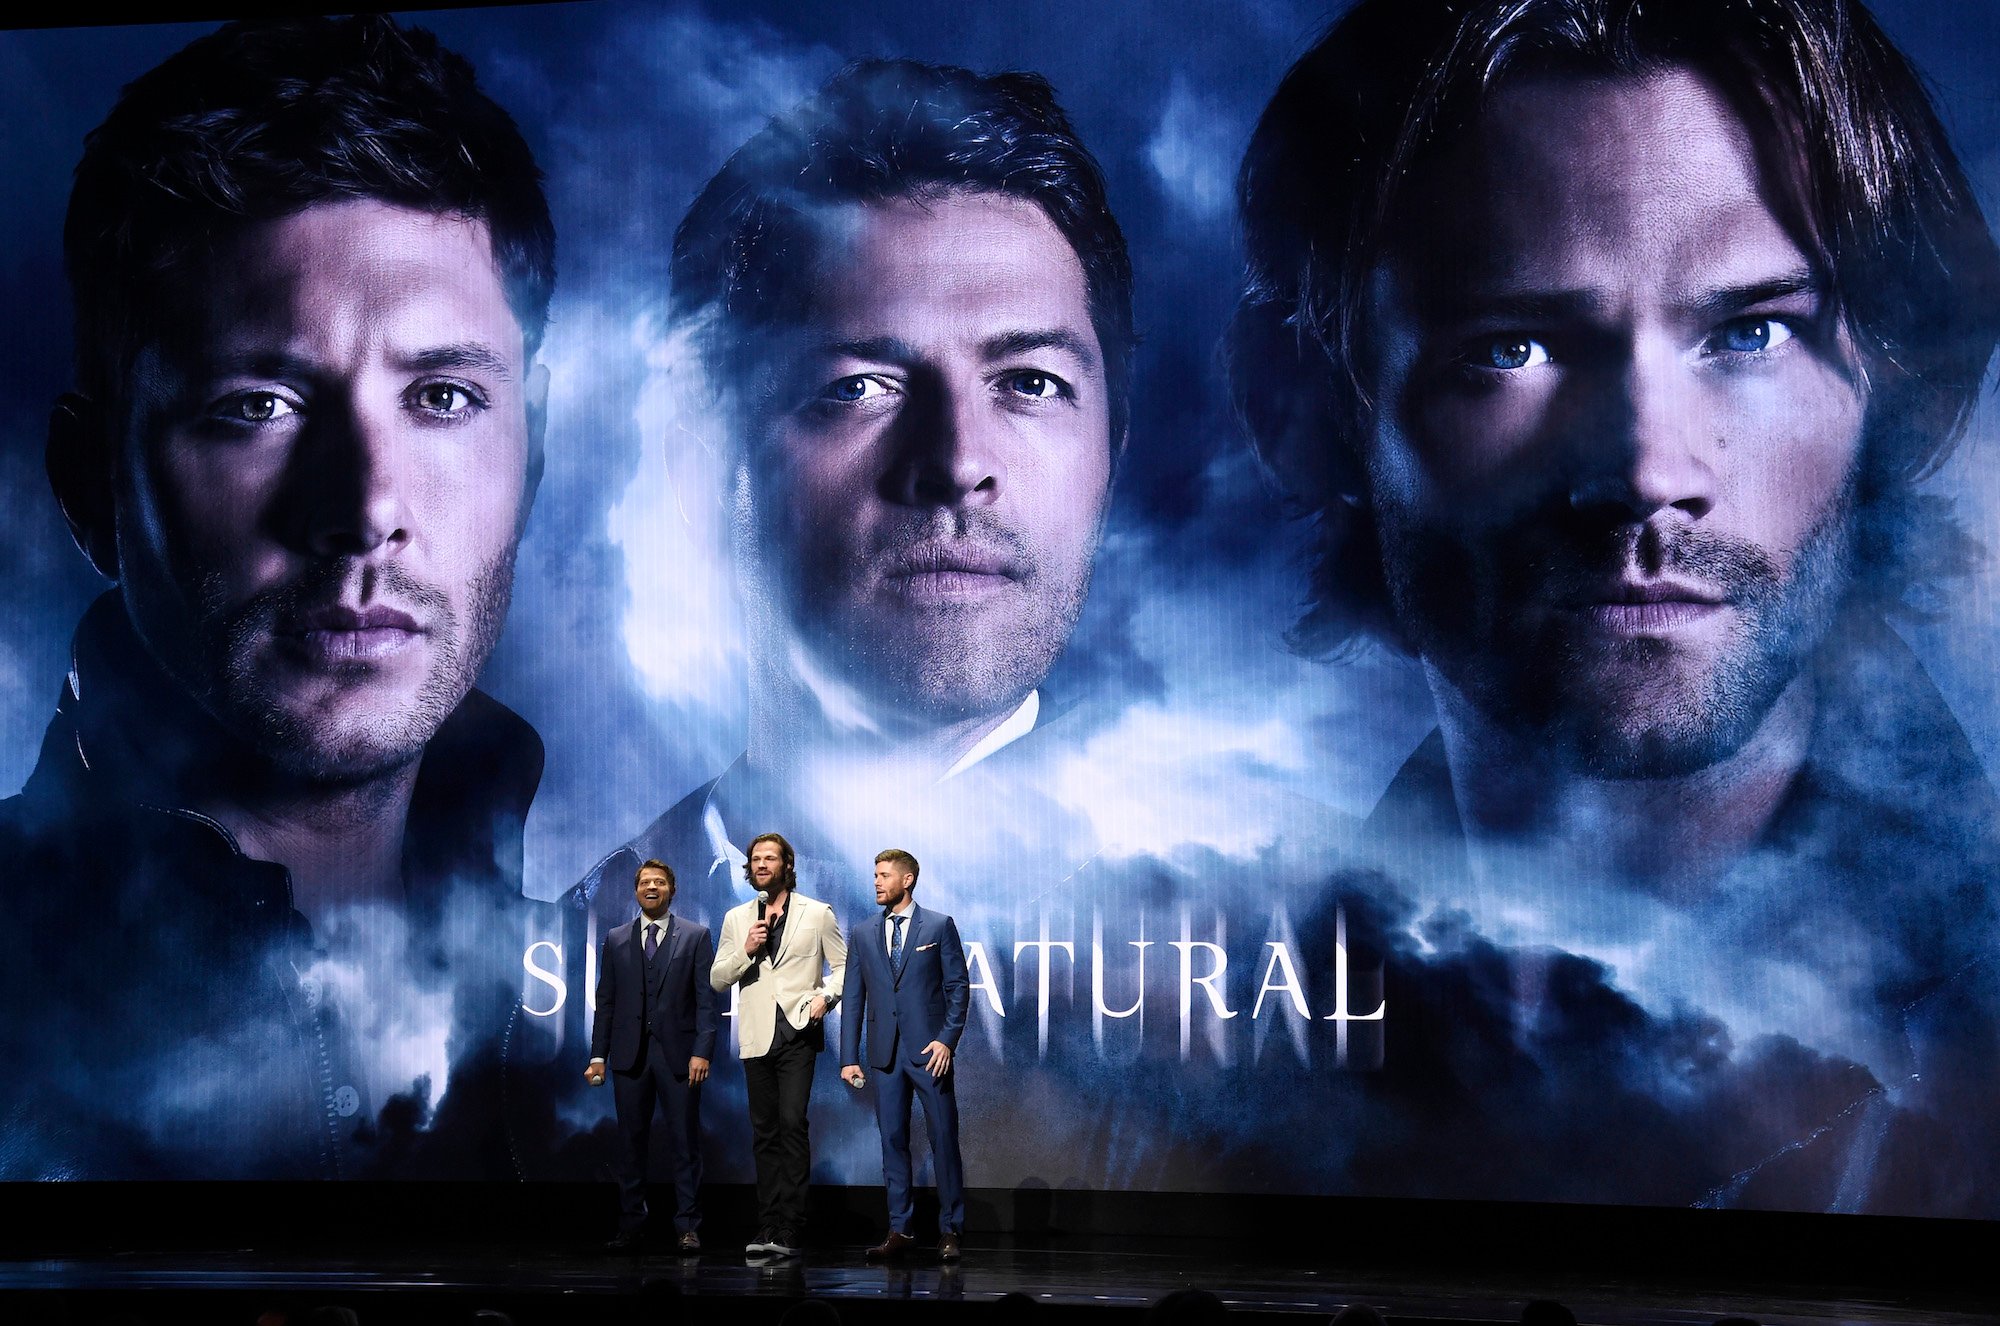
688;1056;710;1084
921;1040;952;1077
841;1064;865;1088
745;919;769;956
584;1062;606;1086
807;995;828;1022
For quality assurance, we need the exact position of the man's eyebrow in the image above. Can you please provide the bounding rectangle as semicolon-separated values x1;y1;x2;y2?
816;335;923;364
806;328;1102;370
195;343;520;383
1425;287;1601;324
980;327;1100;371
1681;270;1822;325
197;350;323;381
395;342;518;381
1434;271;1823;327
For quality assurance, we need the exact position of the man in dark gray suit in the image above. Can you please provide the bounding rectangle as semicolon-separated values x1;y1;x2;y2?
840;849;970;1261
587;860;717;1252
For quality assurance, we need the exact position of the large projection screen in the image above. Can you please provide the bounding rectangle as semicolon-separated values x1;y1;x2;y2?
2;0;1996;1219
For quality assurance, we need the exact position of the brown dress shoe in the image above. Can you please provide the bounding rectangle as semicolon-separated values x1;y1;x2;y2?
938;1232;962;1261
865;1230;918;1261
678;1230;701;1254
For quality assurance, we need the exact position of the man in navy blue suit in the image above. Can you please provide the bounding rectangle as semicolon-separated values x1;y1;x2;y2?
840;849;970;1261
587;860;717;1253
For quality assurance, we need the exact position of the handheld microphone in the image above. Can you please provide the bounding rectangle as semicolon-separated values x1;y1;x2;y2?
756;889;770;919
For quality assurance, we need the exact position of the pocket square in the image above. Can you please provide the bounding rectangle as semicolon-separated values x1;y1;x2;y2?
915;942;937;952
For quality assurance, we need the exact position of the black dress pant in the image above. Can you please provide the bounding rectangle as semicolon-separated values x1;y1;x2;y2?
743;1020;818;1235
613;1035;703;1234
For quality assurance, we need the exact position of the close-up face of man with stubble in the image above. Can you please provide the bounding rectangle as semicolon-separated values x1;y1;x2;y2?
1365;67;1868;780
63;198;545;784
733;189;1114;728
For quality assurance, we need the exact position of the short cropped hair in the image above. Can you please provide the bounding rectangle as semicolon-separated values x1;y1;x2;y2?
65;14;556;409
1229;0;2000;655
874;849;920;883
634;859;676;890
742;832;798;892
672;57;1135;444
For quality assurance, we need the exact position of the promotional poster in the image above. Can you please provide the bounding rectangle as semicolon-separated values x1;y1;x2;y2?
1;0;1996;1220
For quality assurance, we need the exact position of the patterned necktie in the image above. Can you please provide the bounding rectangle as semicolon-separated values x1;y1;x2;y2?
889;914;906;971
645;921;661;961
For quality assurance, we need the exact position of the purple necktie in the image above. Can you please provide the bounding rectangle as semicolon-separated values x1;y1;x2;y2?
645;922;661;960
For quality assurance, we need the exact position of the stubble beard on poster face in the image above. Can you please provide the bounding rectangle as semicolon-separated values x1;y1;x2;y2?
776;512;1092;726
1381;492;1858;781
187;555;516;785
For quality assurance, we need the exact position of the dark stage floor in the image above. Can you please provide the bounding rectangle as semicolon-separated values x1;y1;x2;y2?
1;1239;1990;1325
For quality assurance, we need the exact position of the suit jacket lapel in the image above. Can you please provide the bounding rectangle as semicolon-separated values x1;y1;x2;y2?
626;918;647;998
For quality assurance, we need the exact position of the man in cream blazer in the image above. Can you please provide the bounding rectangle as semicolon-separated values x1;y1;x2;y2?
711;832;847;1257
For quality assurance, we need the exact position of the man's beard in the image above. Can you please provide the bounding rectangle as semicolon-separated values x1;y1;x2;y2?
782;510;1092;725
1382;490;1857;780
195;554;515;784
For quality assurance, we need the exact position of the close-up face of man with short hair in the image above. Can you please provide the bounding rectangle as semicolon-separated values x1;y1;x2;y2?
84;198;545;783
736;189;1114;728
871;854;916;910
1368;68;1866;779
635;864;675;916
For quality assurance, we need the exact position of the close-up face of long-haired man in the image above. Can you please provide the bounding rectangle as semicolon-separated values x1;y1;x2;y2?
1234;0;2000;805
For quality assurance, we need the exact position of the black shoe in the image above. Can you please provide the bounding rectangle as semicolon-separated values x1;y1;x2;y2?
939;1232;962;1261
765;1228;800;1257
745;1228;774;1256
605;1228;644;1254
